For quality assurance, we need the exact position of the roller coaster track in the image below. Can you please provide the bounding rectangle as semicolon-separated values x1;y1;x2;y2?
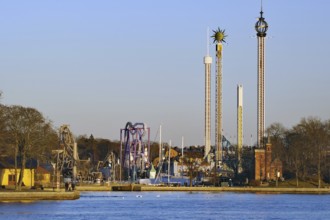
52;125;77;186
120;122;150;182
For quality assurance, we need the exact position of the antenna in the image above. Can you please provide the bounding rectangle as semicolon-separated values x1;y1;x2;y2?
206;27;210;56
261;0;263;12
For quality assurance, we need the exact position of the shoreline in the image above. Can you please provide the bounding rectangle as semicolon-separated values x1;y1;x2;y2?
78;184;330;194
0;190;80;201
139;186;330;194
1;184;329;201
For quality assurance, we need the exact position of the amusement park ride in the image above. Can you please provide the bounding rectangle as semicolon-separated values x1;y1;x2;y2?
52;124;118;190
118;122;236;184
50;122;236;189
120;122;151;182
52;125;78;191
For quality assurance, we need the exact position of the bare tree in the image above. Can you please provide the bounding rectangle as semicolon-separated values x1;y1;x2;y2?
0;104;8;155
297;117;328;188
5;105;57;190
266;123;287;163
182;156;200;187
285;130;304;187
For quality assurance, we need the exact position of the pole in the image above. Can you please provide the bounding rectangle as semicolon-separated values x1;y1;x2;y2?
56;152;60;190
159;125;162;183
168;140;171;185
52;166;54;191
181;136;184;177
120;130;122;182
73;142;77;182
159;125;162;172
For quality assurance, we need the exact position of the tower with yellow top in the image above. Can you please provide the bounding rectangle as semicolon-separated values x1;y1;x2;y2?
212;28;227;166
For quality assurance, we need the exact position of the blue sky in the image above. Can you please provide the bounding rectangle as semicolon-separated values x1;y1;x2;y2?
1;0;329;147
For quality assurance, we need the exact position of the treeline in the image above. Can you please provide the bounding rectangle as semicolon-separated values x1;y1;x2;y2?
268;117;330;187
241;117;330;187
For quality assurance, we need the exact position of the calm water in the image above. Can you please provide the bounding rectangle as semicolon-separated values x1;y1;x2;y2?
0;191;330;220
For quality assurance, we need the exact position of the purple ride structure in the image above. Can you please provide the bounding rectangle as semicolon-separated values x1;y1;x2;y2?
120;122;151;182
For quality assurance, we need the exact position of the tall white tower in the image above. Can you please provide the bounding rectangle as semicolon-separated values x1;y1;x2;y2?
204;37;212;162
237;85;243;172
255;6;268;149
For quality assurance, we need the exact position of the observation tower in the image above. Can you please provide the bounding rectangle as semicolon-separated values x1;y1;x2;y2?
204;30;212;162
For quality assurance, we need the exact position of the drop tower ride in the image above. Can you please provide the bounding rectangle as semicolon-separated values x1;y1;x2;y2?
255;5;268;148
212;28;227;165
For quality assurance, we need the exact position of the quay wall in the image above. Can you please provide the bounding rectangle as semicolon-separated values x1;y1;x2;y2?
110;184;330;194
139;186;330;194
0;191;80;201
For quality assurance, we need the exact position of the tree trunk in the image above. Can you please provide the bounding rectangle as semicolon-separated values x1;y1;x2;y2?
189;168;193;187
318;149;321;188
294;153;299;187
17;148;26;191
295;167;299;187
14;141;18;191
302;164;306;181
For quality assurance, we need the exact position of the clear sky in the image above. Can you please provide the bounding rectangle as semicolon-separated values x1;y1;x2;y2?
1;0;329;147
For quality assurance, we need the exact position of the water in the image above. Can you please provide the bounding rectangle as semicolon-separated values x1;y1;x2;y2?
0;191;330;220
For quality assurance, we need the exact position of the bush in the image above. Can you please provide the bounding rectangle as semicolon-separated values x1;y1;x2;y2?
249;180;261;187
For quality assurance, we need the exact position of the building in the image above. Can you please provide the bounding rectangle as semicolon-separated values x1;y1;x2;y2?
254;138;282;181
35;165;52;187
0;157;37;187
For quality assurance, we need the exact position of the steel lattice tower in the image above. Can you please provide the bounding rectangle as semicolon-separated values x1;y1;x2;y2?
215;42;223;164
211;28;226;166
255;7;268;148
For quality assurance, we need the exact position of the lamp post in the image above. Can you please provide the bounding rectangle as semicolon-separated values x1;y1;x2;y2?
51;162;55;192
168;140;171;185
181;136;184;177
276;169;280;187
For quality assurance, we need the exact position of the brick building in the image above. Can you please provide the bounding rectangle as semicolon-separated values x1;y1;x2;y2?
254;139;282;181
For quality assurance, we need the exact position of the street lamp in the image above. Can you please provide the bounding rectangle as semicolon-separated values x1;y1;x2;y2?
51;162;56;191
276;169;280;187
